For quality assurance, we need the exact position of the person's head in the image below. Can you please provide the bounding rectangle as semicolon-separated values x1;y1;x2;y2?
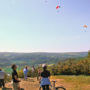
25;66;28;69
43;66;47;71
42;64;47;71
0;68;2;71
11;64;17;70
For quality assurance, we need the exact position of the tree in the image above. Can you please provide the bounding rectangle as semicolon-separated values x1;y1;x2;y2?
88;50;90;58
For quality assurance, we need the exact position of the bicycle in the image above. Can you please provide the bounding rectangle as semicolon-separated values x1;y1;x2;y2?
39;80;66;90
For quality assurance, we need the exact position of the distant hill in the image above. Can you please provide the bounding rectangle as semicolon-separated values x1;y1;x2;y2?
0;52;88;67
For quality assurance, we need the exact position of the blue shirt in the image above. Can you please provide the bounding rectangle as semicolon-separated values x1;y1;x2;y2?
23;68;28;75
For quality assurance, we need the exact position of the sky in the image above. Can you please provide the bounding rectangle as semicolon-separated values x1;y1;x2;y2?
0;0;90;52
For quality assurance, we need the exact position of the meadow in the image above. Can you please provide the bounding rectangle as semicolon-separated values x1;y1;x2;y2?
51;75;90;90
5;75;90;90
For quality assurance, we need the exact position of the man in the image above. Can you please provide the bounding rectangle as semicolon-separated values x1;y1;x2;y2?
11;64;21;90
0;68;5;88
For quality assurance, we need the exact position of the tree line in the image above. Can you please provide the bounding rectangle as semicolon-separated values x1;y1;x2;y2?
16;51;90;79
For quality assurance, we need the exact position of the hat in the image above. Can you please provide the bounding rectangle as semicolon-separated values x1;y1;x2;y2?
42;64;47;68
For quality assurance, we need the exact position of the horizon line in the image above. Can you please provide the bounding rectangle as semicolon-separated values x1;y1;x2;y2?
0;51;89;53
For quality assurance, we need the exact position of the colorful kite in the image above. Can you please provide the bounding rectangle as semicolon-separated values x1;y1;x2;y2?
56;5;60;9
83;25;88;28
56;0;61;12
82;24;88;32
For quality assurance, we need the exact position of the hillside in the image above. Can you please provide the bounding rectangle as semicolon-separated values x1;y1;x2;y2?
6;76;90;90
0;52;88;67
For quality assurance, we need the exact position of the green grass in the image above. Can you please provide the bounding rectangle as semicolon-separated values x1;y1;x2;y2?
51;75;90;90
52;75;90;84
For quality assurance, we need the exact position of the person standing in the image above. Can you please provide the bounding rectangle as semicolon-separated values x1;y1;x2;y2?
23;66;28;80
37;67;42;80
11;64;21;90
0;68;5;88
40;65;51;90
32;66;35;72
32;66;35;77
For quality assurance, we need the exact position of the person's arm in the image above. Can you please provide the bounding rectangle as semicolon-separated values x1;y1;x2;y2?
27;69;29;73
49;71;50;77
4;72;6;87
39;76;42;83
23;69;24;72
4;72;6;79
48;71;50;79
14;75;20;82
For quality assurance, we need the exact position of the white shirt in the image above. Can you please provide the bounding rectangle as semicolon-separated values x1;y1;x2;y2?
0;71;5;79
23;68;28;74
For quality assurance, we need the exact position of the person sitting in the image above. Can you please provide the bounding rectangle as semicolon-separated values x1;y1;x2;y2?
11;64;21;90
23;66;28;80
0;68;5;88
40;64;51;90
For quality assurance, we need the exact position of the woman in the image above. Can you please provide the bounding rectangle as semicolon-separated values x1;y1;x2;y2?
23;66;28;80
11;64;21;90
40;64;50;90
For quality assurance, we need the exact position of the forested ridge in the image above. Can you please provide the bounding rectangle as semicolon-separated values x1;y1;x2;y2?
49;51;90;75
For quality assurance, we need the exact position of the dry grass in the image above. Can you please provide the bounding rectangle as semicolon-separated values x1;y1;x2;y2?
6;75;90;90
51;75;90;90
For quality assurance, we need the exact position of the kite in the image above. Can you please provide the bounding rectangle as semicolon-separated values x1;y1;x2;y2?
56;0;61;12
56;5;60;9
82;24;88;32
83;25;88;28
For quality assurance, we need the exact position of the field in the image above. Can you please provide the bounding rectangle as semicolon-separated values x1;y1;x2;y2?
6;75;90;90
51;75;90;90
1;52;90;90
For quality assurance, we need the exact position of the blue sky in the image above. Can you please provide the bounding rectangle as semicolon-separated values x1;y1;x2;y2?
0;0;90;52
